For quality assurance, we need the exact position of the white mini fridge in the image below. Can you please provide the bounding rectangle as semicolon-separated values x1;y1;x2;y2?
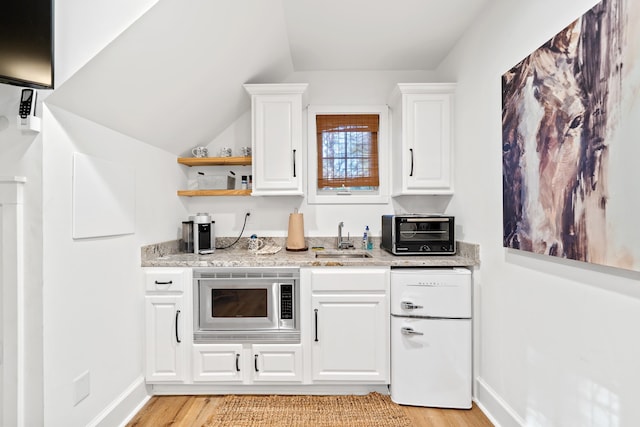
390;268;472;409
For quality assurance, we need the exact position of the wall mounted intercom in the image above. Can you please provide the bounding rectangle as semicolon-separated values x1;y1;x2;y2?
19;89;37;119
17;88;41;132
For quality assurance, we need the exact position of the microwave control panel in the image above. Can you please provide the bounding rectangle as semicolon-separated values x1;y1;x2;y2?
280;284;293;319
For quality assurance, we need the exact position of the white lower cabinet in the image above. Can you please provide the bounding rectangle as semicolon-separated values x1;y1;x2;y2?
144;268;191;384
312;294;388;381
145;295;187;382
192;343;303;383
305;267;390;383
252;344;303;382
145;266;391;390
192;344;244;382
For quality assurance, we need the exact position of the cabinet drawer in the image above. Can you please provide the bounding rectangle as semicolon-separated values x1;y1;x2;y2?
308;267;389;292
145;269;186;292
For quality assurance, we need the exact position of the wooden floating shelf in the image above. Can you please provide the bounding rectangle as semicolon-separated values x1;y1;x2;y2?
177;156;252;166
177;189;252;197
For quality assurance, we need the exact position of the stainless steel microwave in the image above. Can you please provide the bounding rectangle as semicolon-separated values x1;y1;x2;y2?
193;268;300;343
381;214;455;255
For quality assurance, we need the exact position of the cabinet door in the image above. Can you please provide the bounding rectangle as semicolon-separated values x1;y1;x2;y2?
252;344;303;382
390;84;455;195
192;344;244;382
145;295;186;382
404;91;453;193
311;294;388;382
245;84;307;196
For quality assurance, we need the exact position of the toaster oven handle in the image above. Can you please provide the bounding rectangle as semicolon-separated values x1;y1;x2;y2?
409;148;414;177
175;310;181;343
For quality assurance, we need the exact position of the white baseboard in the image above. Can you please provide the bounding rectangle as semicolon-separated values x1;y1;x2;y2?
86;376;150;427
150;383;389;396
475;377;524;427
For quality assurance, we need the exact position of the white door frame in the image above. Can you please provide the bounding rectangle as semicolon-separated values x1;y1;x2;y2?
0;176;26;427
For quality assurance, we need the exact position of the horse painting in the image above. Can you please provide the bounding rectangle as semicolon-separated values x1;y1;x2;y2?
502;0;640;271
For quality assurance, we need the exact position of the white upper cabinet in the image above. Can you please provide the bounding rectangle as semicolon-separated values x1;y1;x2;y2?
244;83;308;196
389;83;455;195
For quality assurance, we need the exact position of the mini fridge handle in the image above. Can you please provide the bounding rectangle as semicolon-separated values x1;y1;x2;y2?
401;326;424;336
401;301;423;310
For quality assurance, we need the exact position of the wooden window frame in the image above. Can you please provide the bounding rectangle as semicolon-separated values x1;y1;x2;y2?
307;105;390;205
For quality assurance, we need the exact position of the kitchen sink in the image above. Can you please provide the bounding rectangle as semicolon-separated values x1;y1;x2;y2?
315;250;373;259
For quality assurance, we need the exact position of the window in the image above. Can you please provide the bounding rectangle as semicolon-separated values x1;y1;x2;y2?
307;105;389;204
316;114;380;191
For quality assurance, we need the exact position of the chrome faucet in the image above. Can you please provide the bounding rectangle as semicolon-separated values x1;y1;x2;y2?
337;222;354;249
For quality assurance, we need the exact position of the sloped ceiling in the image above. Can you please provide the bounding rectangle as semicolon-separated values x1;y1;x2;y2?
47;0;294;155
47;0;490;156
283;0;489;71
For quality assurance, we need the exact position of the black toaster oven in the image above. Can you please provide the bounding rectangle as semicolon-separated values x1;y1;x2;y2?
381;214;455;255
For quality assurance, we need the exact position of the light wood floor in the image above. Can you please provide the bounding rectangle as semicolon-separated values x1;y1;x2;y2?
126;395;494;427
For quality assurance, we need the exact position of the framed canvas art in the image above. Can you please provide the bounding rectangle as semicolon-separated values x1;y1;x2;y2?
502;0;640;271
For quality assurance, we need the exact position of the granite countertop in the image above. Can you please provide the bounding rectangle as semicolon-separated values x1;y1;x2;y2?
141;237;479;268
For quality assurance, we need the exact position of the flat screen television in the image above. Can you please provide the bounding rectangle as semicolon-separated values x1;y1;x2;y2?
0;0;54;89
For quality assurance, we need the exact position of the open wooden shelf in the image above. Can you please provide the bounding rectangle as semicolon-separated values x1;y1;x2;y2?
177;156;252;196
177;189;252;197
177;156;252;166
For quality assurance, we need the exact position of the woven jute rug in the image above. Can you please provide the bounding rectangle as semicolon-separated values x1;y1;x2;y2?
204;392;412;427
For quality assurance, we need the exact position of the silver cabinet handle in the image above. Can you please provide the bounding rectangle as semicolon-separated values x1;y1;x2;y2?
401;327;424;336
401;301;423;310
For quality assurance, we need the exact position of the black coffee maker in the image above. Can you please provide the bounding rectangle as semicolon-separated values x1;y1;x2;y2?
182;213;215;254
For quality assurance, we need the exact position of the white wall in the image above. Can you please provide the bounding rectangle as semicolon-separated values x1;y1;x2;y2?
41;104;186;426
0;1;163;425
0;84;45;427
184;70;452;241
437;1;640;426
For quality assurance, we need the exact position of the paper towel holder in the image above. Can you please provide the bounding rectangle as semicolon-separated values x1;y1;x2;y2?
286;209;308;251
